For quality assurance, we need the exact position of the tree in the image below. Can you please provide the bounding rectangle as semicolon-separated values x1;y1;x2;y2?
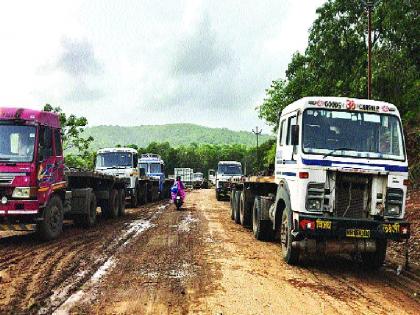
258;0;419;126
43;104;94;169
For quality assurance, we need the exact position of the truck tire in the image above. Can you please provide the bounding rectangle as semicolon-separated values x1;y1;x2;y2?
74;193;97;228
103;189;119;219
280;208;299;265
233;190;241;224
37;195;64;241
252;197;274;241
361;239;387;270
239;191;252;227
230;188;236;220
118;189;126;216
216;190;221;201
130;187;138;208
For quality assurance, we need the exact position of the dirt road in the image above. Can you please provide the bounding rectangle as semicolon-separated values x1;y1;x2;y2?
0;190;419;314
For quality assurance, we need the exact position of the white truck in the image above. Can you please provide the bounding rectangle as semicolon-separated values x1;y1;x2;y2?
95;147;147;207
215;161;243;201
174;168;194;187
230;97;410;269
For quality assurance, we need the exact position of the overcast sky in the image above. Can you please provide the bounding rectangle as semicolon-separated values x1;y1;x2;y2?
0;0;325;132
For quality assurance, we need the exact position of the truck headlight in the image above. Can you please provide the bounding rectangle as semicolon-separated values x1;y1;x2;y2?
307;199;321;211
12;187;37;199
385;204;401;216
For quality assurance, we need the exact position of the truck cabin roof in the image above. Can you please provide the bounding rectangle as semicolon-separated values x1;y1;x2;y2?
0;107;60;128
218;161;242;165
97;148;138;154
139;153;164;164
280;97;400;117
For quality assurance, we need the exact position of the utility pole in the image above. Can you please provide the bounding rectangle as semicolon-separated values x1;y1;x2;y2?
252;126;262;172
363;0;375;99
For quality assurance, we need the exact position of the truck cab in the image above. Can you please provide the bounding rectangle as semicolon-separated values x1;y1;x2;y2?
230;97;410;269
0;108;65;230
215;161;242;201
95;148;139;206
193;172;204;189
138;153;165;193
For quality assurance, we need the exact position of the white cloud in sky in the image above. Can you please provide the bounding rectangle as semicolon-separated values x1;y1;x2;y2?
0;0;325;132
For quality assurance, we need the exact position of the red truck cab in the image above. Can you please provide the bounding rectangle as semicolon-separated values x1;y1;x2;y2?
0;107;65;239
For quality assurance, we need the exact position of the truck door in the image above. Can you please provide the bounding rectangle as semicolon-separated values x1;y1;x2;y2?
53;129;65;182
276;113;298;181
37;126;56;203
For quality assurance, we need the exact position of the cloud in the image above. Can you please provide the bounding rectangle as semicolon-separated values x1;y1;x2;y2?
57;37;103;78
172;14;231;76
65;81;104;102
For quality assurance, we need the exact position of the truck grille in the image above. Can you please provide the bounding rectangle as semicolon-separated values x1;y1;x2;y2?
0;174;16;186
334;174;371;218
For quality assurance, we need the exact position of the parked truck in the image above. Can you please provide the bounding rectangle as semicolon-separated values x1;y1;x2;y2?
192;172;204;189
0;108;127;240
230;97;410;269
215;161;243;201
138;153;173;200
96;147;148;207
174;168;194;188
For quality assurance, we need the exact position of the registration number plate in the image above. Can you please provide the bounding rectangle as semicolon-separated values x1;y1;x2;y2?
346;229;371;238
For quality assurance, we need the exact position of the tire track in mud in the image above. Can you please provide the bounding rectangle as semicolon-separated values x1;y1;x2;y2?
0;201;170;314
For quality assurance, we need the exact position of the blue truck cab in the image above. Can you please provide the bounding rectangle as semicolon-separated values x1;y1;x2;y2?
138;153;166;193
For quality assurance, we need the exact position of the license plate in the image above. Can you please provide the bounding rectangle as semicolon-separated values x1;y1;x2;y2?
346;229;370;238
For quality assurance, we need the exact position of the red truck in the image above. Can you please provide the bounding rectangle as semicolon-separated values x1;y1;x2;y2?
0;107;126;240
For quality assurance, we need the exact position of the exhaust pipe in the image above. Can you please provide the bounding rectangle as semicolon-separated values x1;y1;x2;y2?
292;239;377;255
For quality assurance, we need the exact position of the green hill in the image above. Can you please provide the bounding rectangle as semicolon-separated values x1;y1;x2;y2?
83;123;272;150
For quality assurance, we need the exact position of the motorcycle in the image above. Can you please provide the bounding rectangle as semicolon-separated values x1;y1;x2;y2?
175;193;183;210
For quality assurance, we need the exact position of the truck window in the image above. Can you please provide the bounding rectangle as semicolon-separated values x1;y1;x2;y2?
280;120;287;145
54;129;63;156
0;124;36;162
150;163;161;174
39;126;53;160
286;116;297;145
133;153;138;167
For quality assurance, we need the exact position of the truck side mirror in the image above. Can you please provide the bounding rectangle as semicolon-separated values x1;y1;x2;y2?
139;167;146;177
291;125;299;146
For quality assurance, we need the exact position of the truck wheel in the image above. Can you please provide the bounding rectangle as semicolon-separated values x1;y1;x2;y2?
75;193;97;228
280;209;299;265
230;188;236;220
130;188;138;208
239;191;252;227
103;189;119;219
252;197;274;241
216;190;221;201
37;195;64;241
234;191;241;224
361;239;387;270
118;189;126;216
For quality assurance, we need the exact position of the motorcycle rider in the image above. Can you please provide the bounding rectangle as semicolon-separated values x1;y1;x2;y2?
171;176;186;205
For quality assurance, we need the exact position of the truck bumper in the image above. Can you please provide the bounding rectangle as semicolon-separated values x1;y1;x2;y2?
0;200;39;216
294;214;410;241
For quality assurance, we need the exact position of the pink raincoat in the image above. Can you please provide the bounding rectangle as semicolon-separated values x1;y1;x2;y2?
171;180;186;202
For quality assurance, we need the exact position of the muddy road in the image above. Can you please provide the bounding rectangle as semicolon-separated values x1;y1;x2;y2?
0;190;419;314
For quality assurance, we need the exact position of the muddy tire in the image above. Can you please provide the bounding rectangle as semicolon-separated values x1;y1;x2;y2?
216;190;221;201
230;188;236;219
130;187;138;208
252;197;274;241
361;239;387;270
37;195;64;241
233;190;241;224
103;189;119;219
74;193;97;228
280;208;299;265
239;191;252;227
118;189;126;216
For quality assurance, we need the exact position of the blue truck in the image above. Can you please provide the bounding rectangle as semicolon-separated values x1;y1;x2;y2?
138;153;173;200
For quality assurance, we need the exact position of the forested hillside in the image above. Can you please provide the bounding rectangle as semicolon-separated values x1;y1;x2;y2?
83;124;272;150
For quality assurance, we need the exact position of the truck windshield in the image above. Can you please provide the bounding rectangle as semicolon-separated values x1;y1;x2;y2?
0;125;36;162
96;152;133;168
302;109;405;161
218;165;242;175
139;163;149;172
149;163;161;173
